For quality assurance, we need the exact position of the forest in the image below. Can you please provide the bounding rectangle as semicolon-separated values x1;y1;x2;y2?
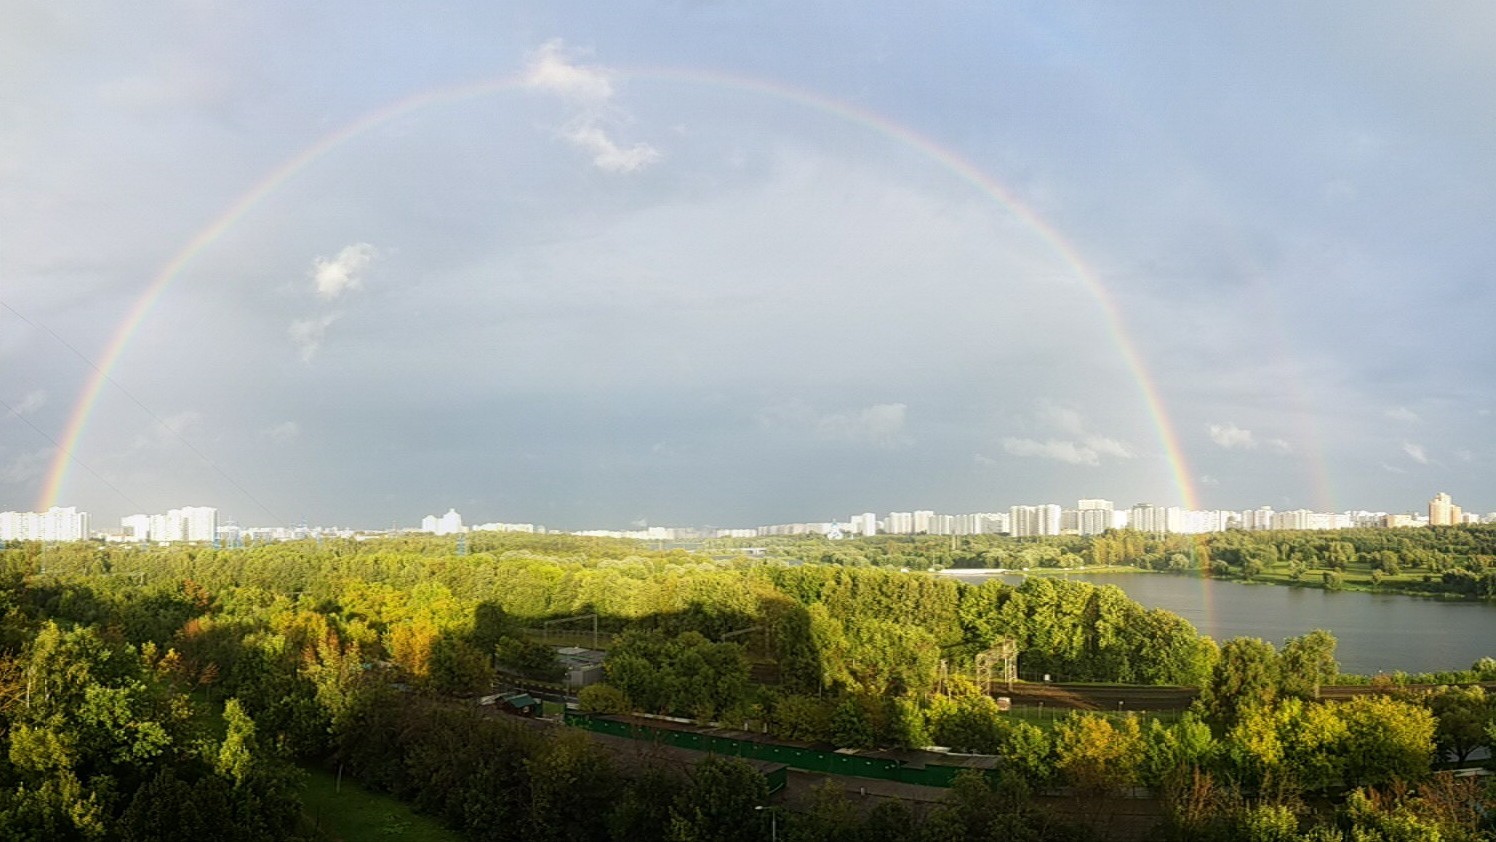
0;531;1492;840
731;524;1496;600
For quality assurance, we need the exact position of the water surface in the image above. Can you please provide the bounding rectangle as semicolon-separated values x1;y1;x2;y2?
945;570;1496;675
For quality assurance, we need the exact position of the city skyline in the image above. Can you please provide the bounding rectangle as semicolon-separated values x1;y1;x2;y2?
4;489;1483;543
5;5;1496;528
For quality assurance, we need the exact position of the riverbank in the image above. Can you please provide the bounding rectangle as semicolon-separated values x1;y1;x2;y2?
937;565;1149;577
941;567;1496;675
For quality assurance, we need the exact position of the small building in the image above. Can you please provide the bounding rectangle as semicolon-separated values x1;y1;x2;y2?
480;691;543;717
555;646;606;689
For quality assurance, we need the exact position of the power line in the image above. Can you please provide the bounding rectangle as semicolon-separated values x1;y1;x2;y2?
0;394;144;512
0;299;283;523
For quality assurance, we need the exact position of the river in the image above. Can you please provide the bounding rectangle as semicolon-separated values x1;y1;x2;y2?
943;570;1496;676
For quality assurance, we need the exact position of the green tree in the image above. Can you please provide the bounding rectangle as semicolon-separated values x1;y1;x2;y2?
667;756;770;842
1280;630;1338;699
1052;712;1143;795
1202;637;1280;728
1339;695;1436;787
1418;687;1490;765
1424;685;1489;763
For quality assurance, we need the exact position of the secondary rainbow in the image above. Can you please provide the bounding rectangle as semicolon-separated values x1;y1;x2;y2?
39;68;1198;512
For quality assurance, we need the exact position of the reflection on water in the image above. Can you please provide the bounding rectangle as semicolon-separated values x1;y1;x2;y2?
944;570;1496;675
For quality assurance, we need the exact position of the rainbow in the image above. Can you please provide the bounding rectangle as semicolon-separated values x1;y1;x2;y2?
38;68;1198;512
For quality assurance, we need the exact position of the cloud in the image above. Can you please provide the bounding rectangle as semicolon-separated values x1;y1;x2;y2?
758;401;909;447
0;448;49;484
3;389;46;419
1385;406;1420;423
522;39;660;173
261;421;300;444
560;122;662;173
1402;441;1429;464
129;410;203;452
1208;422;1257;449
1199;474;1220;487
1265;438;1293;454
1002;437;1100;466
312;243;376;300
290;313;340;362
1009;403;1135;464
523;39;614;101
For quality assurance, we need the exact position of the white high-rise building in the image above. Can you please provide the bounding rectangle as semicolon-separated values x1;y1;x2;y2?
913;510;934;534
952;512;1006;535
1241;507;1275;530
851;512;878;536
0;507;89;542
1271;509;1315;531
1077;499;1114;536
1009;504;1061;537
179;507;219;542
1129;503;1166;533
886;512;914;535
122;514;151;541
421;508;465;536
121;507;218;543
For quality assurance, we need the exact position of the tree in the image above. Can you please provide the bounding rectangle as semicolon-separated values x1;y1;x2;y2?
667;756;769;842
524;729;620;842
1339;695;1436;787
1141;713;1217;792
1280;630;1338;699
1052;712;1143;795
1425;685;1490;762
1202;638;1280;728
578;683;630;715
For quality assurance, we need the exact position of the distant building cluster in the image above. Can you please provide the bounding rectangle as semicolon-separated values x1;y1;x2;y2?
0;507;89;542
4;491;1488;545
119;507;219;543
420;508;465;536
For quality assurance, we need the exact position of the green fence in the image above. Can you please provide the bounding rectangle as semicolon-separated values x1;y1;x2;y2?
567;712;985;788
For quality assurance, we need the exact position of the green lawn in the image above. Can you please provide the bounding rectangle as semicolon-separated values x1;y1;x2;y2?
299;768;462;842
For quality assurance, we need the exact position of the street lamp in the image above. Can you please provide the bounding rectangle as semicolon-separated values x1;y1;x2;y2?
755;805;777;842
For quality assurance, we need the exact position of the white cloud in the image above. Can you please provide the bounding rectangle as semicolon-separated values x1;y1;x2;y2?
758;401;909;447
1084;435;1134;459
1402;441;1429;464
522;39;660;173
1199;474;1220;487
312;243;376;300
1208;422;1257;450
261;421;300;444
1265;438;1293;454
290;313;340;362
523;39;614;102
1385;406;1420;423
560;122;662;173
1002;437;1100;466
1011;403;1134;464
3;389;46;419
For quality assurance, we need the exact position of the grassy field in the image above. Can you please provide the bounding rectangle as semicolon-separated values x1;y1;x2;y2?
1229;564;1460;598
299;767;462;842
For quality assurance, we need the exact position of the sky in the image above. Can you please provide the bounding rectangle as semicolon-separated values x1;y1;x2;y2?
3;2;1495;530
